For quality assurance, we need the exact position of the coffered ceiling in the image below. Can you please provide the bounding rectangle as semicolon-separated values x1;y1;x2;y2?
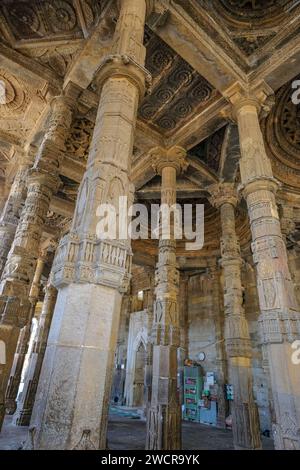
0;0;299;259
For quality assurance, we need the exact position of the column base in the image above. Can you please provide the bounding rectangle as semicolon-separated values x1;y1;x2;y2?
229;358;262;449
232;402;262;449
266;342;300;450
146;404;182;450
25;282;122;450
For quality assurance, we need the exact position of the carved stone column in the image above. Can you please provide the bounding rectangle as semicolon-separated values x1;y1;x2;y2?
0;86;77;431
0;151;33;277
208;260;228;429
144;268;155;410
5;255;45;415
146;146;187;450
227;83;300;449
15;280;57;426
209;183;261;449
111;293;130;405
27;0;152;450
178;272;189;406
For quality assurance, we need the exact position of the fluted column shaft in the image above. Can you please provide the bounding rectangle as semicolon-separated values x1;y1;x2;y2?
231;89;300;449
0;88;77;430
27;0;151;450
146;147;187;450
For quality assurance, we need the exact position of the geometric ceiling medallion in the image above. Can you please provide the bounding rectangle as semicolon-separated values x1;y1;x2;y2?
0;70;29;117
281;92;300;151
262;75;300;188
218;0;292;21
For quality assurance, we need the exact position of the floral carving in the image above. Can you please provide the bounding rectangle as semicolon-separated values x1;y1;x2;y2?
65;118;94;161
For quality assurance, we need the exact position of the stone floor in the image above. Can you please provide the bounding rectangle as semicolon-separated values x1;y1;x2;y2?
0;412;274;450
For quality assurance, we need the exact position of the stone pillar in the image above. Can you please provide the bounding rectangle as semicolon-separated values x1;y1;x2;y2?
227;83;300;449
111;294;130;405
146;146;187;450
144;269;155;410
5;256;45;415
208;261;228;429
15;281;57;426
0;86;78;431
27;0;151;450
0;151;33;277
178;272;189;405
209;183;261;449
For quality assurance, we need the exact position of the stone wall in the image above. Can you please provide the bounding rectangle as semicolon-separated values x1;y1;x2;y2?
187;266;272;432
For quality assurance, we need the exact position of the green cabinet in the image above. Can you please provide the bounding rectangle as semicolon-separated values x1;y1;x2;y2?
183;366;203;422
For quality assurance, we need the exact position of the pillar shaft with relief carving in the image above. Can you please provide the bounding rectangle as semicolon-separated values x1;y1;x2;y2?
146;146;187;450
27;0;152;450
227;83;300;449
0;86;78;431
209;183;261;449
0;151;34;278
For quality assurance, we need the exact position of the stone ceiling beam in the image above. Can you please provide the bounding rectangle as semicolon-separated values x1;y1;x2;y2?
63;6;115;90
250;34;300;91
152;0;247;94
131;152;156;190
136;179;205;200
59;157;85;184
187;155;219;186
0;43;62;92
49;196;75;219
166;96;228;150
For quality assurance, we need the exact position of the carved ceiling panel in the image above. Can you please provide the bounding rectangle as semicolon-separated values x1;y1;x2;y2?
0;68;47;146
218;0;293;21
0;0;106;43
213;0;299;58
20;44;80;78
138;29;218;136
175;0;300;68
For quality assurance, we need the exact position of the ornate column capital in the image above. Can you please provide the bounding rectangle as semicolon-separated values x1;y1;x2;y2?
240;176;280;199
96;0;152;99
150;145;188;175
224;80;275;120
96;55;152;100
208;183;239;208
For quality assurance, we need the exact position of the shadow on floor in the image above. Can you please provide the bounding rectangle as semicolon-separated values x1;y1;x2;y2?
0;413;274;450
107;413;274;450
